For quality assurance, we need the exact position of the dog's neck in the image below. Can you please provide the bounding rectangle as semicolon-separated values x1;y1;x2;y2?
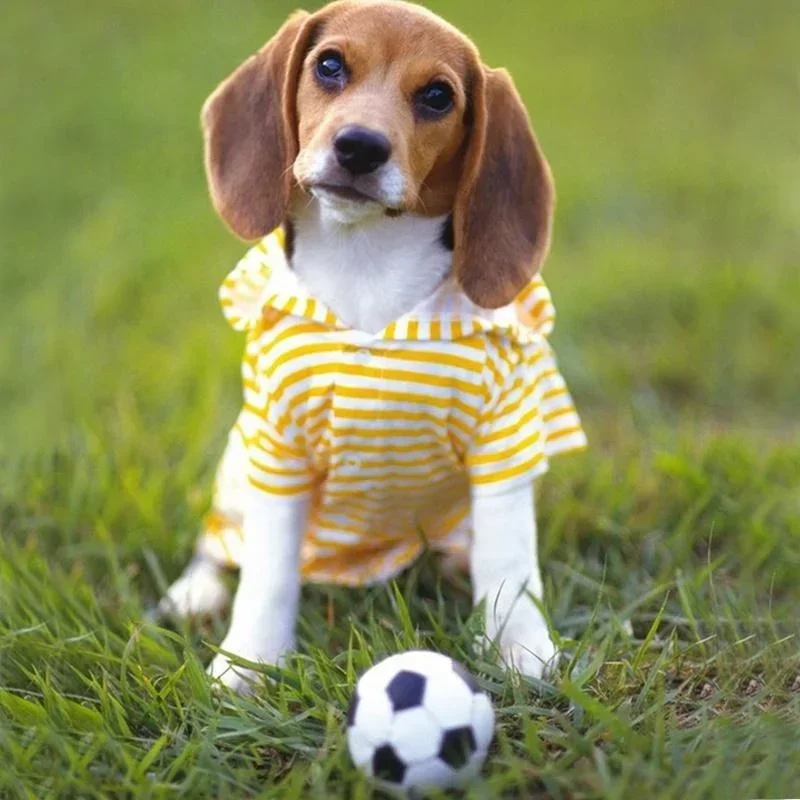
290;199;453;335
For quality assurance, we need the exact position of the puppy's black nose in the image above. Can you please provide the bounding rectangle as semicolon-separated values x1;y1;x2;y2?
334;126;391;175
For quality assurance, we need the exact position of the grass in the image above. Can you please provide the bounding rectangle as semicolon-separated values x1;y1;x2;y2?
1;0;799;796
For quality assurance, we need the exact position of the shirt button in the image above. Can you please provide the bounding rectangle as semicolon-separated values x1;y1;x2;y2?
354;348;371;364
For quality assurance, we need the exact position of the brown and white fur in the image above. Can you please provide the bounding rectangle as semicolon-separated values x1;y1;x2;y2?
160;0;559;692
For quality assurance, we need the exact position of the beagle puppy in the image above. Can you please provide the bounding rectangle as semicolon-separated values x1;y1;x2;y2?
160;0;586;692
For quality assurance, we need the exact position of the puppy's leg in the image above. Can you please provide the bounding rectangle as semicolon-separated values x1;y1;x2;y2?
208;491;310;693
158;429;249;620
470;482;557;679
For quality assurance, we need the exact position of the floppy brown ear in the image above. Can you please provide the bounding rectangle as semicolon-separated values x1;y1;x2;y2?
452;67;555;309
201;11;315;239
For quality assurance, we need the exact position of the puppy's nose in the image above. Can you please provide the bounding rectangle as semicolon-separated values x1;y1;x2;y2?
334;126;391;175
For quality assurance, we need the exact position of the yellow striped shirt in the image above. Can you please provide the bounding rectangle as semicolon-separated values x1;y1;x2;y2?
214;228;586;585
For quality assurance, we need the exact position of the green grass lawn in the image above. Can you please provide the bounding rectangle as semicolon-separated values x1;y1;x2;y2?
2;0;799;796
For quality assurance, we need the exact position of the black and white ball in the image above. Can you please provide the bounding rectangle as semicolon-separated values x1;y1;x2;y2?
346;651;495;793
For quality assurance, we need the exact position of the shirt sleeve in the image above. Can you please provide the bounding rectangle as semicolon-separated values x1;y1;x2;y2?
466;337;585;495
242;351;315;498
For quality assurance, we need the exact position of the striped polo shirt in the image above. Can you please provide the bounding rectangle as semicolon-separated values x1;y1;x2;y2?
209;228;586;585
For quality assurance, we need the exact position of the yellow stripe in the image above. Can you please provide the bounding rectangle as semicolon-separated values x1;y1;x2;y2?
317;501;375;523
484;357;505;397
332;407;442;424
430;320;442;339
292;392;333;427
530;298;551;319
330;424;449;441
331;407;472;439
491;376;525;419
335;451;447;472
248;476;309;496
541;385;567;402
471;452;545;485
407;320;419;339
242;402;264;418
477;403;540;447
328;385;479;418
328;440;443;457
537;314;556;331
305;413;332;441
468;428;542;466
546;424;584;442
323;486;382;504
249;457;310;477
457;336;486;352
542;405;577;423
329;466;453;489
516;282;536;305
330;465;453;486
260;322;323;359
483;366;556;424
314;515;366;537
266;342;342;377
271;363;484;404
373;346;482;372
283;385;331;416
284;342;484;373
448;427;468;456
254;429;305;459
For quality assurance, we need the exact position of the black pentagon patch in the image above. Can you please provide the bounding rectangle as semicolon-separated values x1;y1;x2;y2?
372;744;406;784
439;726;477;769
346;692;359;727
451;660;481;694
386;670;426;712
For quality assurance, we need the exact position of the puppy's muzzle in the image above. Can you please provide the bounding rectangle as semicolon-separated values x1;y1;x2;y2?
334;126;391;175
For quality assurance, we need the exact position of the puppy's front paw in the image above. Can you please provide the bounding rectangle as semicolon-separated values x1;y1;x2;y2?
207;634;293;694
158;560;230;620
484;601;558;680
207;651;260;694
499;627;557;680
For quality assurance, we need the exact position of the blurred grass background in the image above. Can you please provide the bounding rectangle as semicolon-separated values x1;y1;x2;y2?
1;0;799;797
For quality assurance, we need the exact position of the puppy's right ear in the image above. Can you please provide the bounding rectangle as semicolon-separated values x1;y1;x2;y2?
202;11;315;239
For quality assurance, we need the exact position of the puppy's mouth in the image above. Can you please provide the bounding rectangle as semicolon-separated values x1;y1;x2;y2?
310;182;380;205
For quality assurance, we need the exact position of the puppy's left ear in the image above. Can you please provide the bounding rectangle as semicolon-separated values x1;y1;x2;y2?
201;11;316;239
452;67;555;309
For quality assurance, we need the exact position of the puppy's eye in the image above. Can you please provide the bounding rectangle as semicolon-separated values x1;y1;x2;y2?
316;51;347;87
415;81;455;118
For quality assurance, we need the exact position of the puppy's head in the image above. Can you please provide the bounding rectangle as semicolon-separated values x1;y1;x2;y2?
203;0;554;308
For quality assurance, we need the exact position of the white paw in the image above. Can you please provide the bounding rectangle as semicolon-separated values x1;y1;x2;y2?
499;628;558;680
207;634;293;694
484;600;559;680
158;560;230;619
207;651;260;694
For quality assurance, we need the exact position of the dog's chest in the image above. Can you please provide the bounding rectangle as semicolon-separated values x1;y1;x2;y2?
246;316;487;492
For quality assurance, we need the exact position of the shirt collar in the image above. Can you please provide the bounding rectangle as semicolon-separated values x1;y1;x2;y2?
219;228;556;341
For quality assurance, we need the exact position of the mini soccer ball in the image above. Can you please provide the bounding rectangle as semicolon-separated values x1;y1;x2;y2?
346;651;495;794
